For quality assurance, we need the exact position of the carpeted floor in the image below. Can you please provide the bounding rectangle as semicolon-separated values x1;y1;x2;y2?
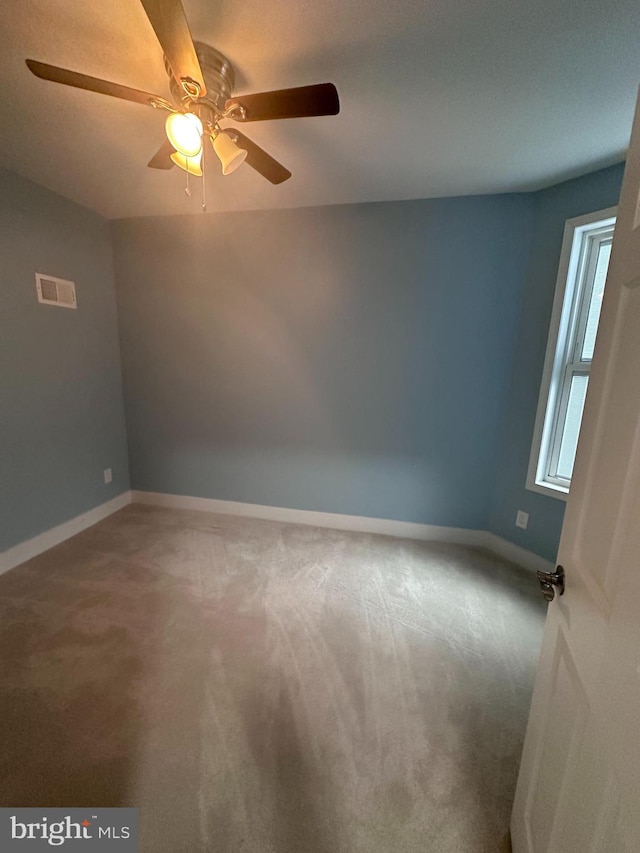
0;504;544;852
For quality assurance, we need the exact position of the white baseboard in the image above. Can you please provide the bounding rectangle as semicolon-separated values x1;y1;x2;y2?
131;490;552;573
0;491;132;576
131;490;483;544
476;531;554;574
0;489;552;578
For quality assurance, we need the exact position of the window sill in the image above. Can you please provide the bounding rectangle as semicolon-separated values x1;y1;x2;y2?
526;479;569;502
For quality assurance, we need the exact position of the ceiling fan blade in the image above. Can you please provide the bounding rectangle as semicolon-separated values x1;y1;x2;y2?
139;0;206;97
148;139;176;169
25;59;163;106
225;83;339;122
226;130;291;184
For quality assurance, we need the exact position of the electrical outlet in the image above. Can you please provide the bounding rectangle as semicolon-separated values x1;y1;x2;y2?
515;510;529;530
103;468;112;485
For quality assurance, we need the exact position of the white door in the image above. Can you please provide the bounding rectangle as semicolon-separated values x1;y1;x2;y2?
511;87;640;853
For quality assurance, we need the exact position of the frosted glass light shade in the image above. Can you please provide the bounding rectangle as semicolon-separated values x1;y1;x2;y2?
170;149;203;176
165;112;203;157
212;132;247;175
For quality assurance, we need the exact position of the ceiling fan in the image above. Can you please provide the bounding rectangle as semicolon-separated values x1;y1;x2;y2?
25;0;340;189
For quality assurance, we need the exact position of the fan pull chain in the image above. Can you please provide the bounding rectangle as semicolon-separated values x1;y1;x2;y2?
202;141;207;212
184;164;191;198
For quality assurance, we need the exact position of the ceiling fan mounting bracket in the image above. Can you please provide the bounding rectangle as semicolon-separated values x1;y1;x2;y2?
180;77;201;98
148;96;177;112
222;104;246;121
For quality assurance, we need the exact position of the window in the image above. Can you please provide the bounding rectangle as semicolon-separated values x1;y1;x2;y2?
527;207;616;499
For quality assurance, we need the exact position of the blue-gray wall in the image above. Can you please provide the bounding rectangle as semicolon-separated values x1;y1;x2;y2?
489;163;625;560
2;162;623;560
112;196;534;530
0;169;130;552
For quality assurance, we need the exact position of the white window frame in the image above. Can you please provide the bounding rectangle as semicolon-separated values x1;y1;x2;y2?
527;206;617;500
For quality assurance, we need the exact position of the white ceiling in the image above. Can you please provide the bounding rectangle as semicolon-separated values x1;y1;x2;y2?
1;0;638;219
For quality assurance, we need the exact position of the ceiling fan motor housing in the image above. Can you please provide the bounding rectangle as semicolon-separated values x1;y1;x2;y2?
165;42;235;114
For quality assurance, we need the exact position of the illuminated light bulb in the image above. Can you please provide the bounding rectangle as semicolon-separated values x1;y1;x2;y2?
170;149;203;176
165;112;203;158
212;132;247;175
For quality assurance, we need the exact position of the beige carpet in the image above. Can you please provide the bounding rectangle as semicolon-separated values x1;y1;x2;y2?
0;504;544;852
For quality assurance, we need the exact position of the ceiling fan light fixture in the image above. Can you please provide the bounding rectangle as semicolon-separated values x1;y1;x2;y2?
212;132;247;175
170;148;203;176
165;112;203;157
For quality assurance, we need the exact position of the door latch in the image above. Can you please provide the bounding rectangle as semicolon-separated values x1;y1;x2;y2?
537;565;565;602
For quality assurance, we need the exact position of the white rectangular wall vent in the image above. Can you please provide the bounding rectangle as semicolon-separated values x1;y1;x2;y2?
35;273;77;309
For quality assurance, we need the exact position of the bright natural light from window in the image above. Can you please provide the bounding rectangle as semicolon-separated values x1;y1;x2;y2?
527;208;616;499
